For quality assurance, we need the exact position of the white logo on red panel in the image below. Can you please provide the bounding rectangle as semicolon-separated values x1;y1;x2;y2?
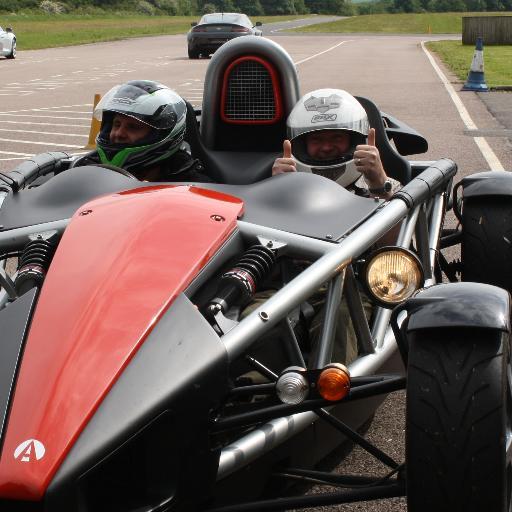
14;439;46;462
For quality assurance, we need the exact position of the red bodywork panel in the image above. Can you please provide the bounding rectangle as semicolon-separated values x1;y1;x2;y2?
0;185;243;501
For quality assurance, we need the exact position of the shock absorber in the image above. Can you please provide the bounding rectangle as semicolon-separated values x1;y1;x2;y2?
208;244;276;318
15;231;59;296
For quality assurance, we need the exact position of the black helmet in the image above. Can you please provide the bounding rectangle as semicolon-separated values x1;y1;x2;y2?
94;80;187;175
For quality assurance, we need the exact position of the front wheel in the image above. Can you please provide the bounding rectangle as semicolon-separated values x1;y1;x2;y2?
406;327;511;512
7;39;16;59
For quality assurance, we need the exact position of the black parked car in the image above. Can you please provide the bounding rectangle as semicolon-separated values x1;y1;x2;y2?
187;12;262;59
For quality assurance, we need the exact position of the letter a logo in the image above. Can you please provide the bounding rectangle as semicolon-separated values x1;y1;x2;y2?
14;439;45;462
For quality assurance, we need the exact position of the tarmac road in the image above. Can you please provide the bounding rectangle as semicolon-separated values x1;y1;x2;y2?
1;26;511;511
1;31;510;173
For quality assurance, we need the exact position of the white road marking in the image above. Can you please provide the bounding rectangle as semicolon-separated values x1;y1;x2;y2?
421;41;504;172
0;150;34;156
294;40;353;66
0;120;89;128
0;128;86;137
0;138;83;148
0;157;34;161
0;104;91;113
0;113;90;120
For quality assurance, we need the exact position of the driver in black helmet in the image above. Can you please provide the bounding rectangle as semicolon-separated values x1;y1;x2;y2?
73;80;211;182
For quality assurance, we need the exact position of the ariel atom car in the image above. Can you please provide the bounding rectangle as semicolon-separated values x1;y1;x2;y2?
0;36;512;512
187;12;262;59
0;25;16;59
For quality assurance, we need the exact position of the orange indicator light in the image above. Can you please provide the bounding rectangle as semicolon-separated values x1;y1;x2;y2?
317;364;351;402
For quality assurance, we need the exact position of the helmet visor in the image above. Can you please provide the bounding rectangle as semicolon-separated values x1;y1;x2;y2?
291;129;366;167
94;83;186;130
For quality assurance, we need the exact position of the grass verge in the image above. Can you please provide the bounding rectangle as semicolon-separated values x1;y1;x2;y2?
426;40;512;88
289;11;510;34
2;14;304;51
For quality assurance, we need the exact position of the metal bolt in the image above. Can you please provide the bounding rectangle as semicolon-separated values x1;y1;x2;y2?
79;209;93;216
326;234;333;240
259;311;269;322
210;214;225;222
267;240;273;248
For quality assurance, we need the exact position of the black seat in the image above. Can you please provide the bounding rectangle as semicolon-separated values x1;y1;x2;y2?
191;36;300;185
355;96;412;185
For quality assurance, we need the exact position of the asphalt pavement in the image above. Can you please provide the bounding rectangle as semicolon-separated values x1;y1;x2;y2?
478;91;512;147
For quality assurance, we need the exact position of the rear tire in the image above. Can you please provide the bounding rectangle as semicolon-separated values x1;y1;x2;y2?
188;47;199;59
7;39;16;59
461;197;512;292
406;327;511;512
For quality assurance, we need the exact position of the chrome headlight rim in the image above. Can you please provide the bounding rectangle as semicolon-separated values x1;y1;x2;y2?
362;246;424;309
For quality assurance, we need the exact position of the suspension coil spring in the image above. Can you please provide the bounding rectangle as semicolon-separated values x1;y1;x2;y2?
209;244;276;315
15;233;58;295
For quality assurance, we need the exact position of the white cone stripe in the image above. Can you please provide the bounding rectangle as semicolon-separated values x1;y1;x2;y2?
471;50;484;72
421;41;504;172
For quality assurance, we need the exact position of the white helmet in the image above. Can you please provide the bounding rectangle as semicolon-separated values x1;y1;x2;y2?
287;88;369;188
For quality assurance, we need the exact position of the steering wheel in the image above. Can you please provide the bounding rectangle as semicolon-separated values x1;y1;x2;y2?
94;163;138;180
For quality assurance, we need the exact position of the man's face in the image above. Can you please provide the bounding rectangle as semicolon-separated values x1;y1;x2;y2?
109;113;152;144
305;130;351;161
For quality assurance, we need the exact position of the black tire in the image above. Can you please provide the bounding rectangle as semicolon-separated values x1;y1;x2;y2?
7;38;16;59
406;327;511;512
188;47;199;59
461;197;512;291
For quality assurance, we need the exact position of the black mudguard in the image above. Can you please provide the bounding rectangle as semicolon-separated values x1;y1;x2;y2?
391;282;510;364
457;170;512;200
397;282;510;334
454;170;512;221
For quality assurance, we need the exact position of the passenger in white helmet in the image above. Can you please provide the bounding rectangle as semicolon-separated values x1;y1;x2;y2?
272;88;397;199
243;90;400;373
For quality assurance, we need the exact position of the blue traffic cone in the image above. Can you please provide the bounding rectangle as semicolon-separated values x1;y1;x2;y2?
462;37;489;92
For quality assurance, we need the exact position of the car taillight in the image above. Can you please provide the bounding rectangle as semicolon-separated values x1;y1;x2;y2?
192;26;207;32
231;27;250;33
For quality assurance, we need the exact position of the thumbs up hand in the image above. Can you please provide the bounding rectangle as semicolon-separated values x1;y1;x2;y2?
353;128;388;191
272;139;297;176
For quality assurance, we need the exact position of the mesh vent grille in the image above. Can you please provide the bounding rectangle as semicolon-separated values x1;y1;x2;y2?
224;60;276;121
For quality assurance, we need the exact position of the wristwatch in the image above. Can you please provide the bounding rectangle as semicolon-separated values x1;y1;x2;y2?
369;179;392;195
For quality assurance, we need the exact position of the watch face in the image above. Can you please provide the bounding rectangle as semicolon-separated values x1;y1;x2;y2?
383;180;392;192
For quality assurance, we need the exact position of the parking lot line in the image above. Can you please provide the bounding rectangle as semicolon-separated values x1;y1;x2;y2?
0;138;83;148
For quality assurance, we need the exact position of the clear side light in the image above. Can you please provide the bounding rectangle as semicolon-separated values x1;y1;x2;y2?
276;366;309;405
365;247;424;307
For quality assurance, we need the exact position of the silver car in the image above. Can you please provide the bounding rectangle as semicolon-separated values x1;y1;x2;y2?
187;12;262;59
0;25;16;59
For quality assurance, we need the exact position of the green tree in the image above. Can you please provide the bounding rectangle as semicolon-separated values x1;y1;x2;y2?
234;0;264;14
306;0;351;13
261;0;297;13
392;0;422;12
293;0;309;12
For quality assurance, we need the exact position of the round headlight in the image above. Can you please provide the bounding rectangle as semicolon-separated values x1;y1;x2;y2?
365;247;424;307
276;366;309;405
